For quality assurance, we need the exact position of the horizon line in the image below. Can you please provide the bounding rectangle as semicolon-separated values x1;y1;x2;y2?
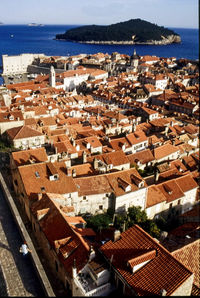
0;23;198;30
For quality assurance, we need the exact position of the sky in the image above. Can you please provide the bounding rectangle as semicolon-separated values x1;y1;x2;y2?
0;0;199;28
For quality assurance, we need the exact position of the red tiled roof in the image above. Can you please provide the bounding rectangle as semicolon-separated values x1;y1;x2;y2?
146;185;166;208
11;147;48;167
153;143;179;160
157;180;184;203
6;125;44;140
175;174;198;193
31;193;90;275
172;240;200;288
127;149;154;165
100;225;193;296
18;161;77;199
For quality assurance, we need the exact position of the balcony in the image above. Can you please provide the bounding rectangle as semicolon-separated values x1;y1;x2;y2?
74;273;115;296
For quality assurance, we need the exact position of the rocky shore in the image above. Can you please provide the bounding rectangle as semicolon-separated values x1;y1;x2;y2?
56;34;181;45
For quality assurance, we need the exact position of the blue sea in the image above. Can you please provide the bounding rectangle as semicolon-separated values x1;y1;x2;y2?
0;24;199;81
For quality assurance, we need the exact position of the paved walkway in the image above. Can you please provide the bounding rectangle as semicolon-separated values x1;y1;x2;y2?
0;187;45;297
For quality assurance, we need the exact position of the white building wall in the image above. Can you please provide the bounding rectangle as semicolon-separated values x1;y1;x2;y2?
72;193;109;215
114;163;130;171
156;151;179;163
13;135;46;149
0;120;24;134
90;146;102;154
93;73;108;81
63;74;90;90
145;201;166;219
115;187;147;213
181;188;198;213
155;79;168;90
2;53;45;75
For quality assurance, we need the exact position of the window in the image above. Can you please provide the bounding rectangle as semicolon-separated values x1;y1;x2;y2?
169;203;173;208
14;179;18;186
54;174;59;180
99;205;103;210
35;171;40;178
178;200;181;205
41;186;45;192
83;196;87;200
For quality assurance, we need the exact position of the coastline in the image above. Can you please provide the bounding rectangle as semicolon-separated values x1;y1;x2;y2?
0;26;198;61
55;35;181;46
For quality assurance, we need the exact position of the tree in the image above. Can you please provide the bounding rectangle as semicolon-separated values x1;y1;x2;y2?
114;206;161;238
141;219;160;238
85;213;111;232
113;213;127;230
155;216;167;231
127;206;147;227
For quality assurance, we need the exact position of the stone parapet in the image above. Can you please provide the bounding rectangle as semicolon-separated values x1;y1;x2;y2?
0;171;55;297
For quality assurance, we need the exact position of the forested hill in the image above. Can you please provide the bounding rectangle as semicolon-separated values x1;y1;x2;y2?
55;19;181;44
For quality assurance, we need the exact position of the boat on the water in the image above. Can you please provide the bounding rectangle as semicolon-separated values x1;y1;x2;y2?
28;23;44;26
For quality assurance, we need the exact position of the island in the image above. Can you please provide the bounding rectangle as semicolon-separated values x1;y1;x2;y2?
55;18;181;45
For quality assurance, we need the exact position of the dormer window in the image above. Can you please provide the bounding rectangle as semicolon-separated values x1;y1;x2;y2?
54;174;59;180
117;177;131;192
127;249;156;273
47;162;59;181
138;181;144;188
9;115;14;120
130;174;143;188
164;184;173;195
41;186;45;192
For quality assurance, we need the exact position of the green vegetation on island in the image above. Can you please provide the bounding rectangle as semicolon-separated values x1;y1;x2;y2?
55;19;181;45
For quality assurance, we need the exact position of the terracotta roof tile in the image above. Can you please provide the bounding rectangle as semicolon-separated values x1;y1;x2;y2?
11;147;48;167
87;150;129;167
157;180;184;202
146;185;166;208
153;143;179;160
172;240;200;288
127;149;154;166
30;193;90;275
100;224;193;296
6;125;44;140
18;161;77;199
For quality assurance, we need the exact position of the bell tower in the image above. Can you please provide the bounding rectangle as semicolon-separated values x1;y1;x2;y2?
49;65;56;87
130;48;139;69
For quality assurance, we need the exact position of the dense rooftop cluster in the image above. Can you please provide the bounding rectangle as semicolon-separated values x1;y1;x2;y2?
0;50;199;296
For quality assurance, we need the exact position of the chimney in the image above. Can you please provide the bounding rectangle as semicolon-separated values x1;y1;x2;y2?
89;245;95;261
154;170;159;182
160;289;167;296
72;169;76;177
164;126;169;137
82;151;87;163
72;259;77;279
113;229;121;242
67;167;72;176
93;157;99;169
71;138;76;147
38;193;42;200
